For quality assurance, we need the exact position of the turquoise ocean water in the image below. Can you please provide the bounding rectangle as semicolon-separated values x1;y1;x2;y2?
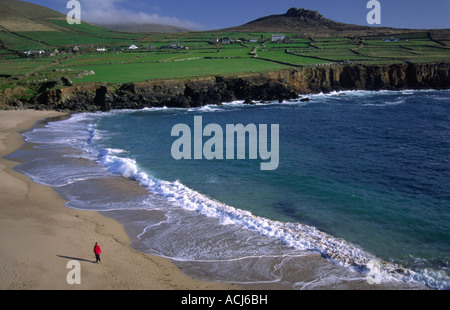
14;90;450;289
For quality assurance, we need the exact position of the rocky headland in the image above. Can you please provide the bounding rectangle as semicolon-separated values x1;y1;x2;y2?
1;62;449;111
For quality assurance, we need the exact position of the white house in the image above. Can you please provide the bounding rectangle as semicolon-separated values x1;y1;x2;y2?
128;44;138;50
382;37;400;42
220;38;231;44
97;46;106;52
271;34;285;42
24;50;45;56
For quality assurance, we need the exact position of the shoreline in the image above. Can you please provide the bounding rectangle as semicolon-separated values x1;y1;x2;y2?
0;107;435;290
0;110;239;290
3;63;449;112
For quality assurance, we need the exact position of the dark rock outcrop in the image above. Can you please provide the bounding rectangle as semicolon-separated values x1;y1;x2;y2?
222;7;428;37
5;62;450;111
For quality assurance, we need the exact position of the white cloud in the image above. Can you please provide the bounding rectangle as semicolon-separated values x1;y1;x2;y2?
78;0;205;29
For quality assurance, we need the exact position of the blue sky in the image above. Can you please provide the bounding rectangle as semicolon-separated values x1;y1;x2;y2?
25;0;450;30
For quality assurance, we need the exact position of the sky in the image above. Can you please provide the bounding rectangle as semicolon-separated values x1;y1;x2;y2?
23;0;450;30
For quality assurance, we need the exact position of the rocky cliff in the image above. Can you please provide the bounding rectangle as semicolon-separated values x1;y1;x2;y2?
4;62;450;111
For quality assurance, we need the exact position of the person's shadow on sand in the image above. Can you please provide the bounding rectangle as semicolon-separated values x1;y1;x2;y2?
57;255;96;264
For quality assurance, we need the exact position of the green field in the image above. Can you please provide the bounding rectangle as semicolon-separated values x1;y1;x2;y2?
1;21;449;91
67;58;290;83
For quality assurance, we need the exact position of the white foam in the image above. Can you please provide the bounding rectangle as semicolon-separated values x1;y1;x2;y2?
22;97;450;289
94;142;436;286
87;109;450;289
188;105;223;112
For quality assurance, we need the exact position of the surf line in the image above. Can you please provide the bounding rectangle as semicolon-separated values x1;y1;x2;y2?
171;115;279;170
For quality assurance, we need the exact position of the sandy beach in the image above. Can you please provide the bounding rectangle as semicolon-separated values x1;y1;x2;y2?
0;110;238;290
0;110;434;292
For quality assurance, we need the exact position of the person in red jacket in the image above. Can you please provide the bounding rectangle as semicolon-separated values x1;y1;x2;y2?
93;242;102;263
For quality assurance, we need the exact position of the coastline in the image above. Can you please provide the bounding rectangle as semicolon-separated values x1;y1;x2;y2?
3;63;449;112
0;110;239;290
0;106;439;291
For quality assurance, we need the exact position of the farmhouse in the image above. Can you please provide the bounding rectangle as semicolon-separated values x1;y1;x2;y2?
23;50;45;56
220;38;231;44
72;45;89;52
49;49;59;56
97;46;106;52
162;42;180;49
128;44;138;50
271;34;285;42
382;37;400;42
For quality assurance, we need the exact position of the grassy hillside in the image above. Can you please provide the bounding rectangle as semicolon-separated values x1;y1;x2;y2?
2;30;448;84
1;1;449;104
96;23;192;33
0;0;67;32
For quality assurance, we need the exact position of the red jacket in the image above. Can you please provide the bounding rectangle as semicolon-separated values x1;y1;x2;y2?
93;245;102;254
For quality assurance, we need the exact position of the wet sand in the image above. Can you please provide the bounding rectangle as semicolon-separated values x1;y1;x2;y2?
0;110;239;290
0;110;428;291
